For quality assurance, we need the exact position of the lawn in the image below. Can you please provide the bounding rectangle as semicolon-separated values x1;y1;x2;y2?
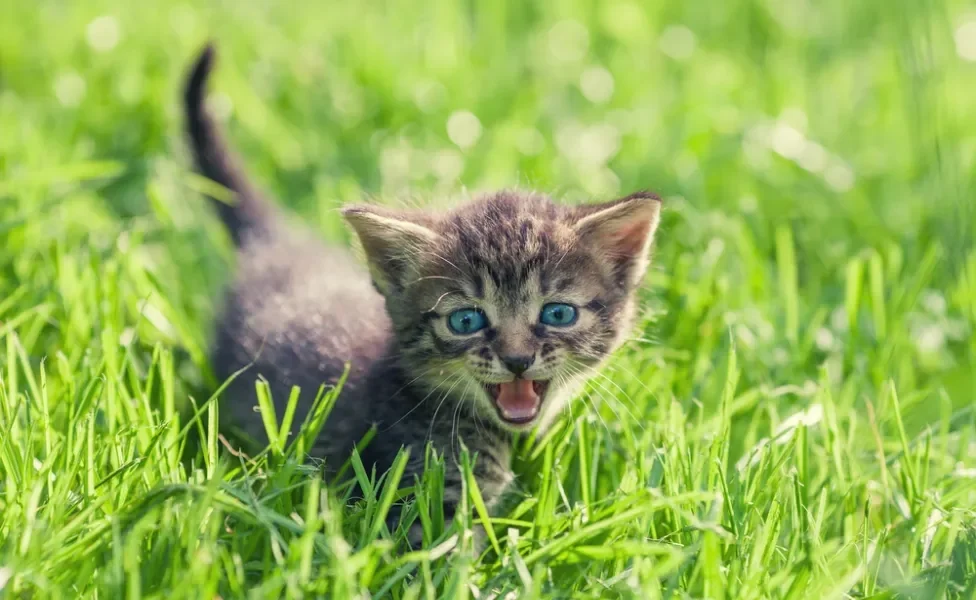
1;0;975;597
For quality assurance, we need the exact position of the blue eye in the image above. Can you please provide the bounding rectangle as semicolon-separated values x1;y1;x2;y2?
539;303;578;327
447;308;489;335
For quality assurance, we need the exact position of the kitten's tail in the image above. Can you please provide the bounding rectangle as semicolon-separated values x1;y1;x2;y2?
184;43;275;246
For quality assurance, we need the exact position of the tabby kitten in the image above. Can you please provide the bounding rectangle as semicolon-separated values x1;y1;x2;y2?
184;45;661;542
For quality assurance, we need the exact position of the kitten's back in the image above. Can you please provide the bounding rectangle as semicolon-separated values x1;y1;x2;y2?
184;44;391;454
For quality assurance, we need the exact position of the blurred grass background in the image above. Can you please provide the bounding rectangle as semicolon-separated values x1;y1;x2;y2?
1;0;975;597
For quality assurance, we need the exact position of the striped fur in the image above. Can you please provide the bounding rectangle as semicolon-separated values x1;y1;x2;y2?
183;44;661;546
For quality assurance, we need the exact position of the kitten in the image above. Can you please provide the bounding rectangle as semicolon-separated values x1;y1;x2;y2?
183;44;662;543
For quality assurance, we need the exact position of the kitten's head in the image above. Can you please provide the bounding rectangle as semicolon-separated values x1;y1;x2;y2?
343;190;661;432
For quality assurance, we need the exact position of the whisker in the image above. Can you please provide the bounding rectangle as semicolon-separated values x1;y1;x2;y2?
451;390;464;462
591;359;659;401
562;362;643;434
425;289;464;313
426;250;466;276
427;372;466;446
379;364;451;431
557;365;614;437
570;360;643;412
568;360;645;416
421;372;462;439
462;379;490;440
409;275;464;285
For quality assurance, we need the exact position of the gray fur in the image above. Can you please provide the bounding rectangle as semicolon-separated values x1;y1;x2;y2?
183;45;661;541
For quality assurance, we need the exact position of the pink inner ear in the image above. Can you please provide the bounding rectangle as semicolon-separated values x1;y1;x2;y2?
610;219;652;258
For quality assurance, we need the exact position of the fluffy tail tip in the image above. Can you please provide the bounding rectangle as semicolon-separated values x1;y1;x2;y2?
185;42;217;116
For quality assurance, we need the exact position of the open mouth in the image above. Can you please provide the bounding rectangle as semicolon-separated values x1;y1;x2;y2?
483;380;550;425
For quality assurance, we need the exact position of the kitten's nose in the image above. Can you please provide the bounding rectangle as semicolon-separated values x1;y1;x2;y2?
501;355;534;377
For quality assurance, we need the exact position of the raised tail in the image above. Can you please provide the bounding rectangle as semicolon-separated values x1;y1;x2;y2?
184;43;275;246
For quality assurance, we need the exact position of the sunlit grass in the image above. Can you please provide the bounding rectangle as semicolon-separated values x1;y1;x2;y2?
1;0;974;597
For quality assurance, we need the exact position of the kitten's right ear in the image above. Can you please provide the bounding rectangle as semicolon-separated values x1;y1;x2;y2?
342;206;440;294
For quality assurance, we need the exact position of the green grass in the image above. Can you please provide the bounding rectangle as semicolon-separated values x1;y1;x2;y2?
1;0;975;597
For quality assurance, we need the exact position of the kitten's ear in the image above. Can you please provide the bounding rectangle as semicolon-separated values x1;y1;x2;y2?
574;191;662;288
342;206;440;294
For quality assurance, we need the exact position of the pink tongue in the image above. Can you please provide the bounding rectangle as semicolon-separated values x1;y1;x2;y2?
496;380;540;421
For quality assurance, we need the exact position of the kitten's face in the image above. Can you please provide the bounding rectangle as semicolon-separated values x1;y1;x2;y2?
344;191;661;432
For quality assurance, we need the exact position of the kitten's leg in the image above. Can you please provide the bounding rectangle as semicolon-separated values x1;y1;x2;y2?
417;458;513;551
388;456;514;552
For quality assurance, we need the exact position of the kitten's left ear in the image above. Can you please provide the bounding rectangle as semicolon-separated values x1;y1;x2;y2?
574;191;662;288
342;205;440;294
